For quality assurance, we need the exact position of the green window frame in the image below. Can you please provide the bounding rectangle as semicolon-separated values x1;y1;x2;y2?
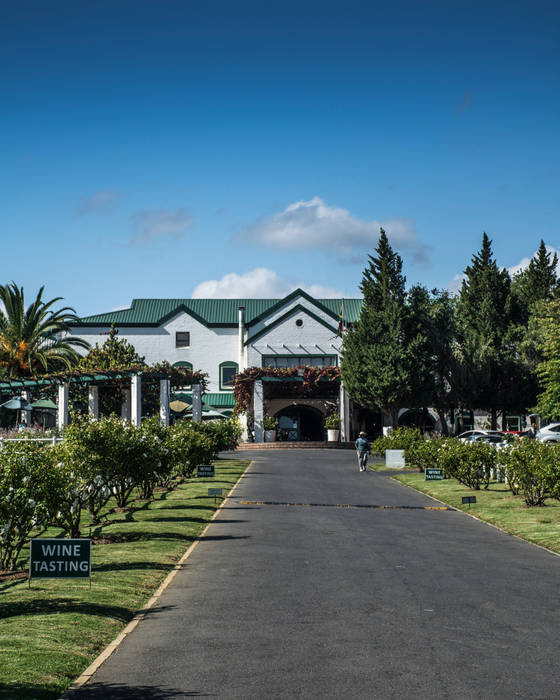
219;361;238;391
262;355;338;369
173;361;193;388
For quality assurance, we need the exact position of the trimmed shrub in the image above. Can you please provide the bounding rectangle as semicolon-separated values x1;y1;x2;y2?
437;439;495;490
496;440;560;506
0;441;59;570
370;427;423;456
404;438;443;472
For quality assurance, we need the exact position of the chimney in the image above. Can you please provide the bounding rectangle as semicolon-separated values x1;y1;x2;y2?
238;306;245;371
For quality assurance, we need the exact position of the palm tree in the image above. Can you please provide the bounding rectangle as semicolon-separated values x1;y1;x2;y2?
0;282;90;377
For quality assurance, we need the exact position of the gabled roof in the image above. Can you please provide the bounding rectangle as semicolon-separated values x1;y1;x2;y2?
73;289;362;328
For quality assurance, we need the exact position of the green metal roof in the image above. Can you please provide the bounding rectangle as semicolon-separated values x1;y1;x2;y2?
172;391;235;408
74;289;362;328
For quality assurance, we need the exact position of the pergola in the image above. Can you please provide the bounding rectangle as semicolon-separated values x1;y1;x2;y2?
0;370;204;429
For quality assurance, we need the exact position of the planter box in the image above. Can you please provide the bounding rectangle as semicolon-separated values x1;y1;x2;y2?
327;429;340;442
264;430;277;443
385;449;405;468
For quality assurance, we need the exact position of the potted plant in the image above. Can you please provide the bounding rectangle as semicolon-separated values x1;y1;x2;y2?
263;414;279;442
325;413;341;442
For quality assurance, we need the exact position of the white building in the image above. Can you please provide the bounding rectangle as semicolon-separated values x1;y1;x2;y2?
70;289;366;441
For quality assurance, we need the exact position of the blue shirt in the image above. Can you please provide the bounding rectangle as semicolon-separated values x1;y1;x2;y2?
355;437;370;453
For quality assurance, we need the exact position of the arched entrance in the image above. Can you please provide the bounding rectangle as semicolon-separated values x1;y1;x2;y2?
275;405;325;442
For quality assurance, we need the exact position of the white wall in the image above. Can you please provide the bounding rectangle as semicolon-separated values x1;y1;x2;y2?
69;310;238;393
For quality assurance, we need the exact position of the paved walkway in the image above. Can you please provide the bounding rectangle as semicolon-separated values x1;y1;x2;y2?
71;450;560;699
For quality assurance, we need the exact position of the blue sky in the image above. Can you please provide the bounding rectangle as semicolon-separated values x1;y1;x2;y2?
1;0;559;315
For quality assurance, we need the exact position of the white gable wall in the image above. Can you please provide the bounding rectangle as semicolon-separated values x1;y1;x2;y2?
246;306;342;368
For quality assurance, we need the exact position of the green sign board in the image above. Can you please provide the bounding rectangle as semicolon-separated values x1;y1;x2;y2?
30;538;91;579
425;468;444;480
208;488;222;497
197;464;215;477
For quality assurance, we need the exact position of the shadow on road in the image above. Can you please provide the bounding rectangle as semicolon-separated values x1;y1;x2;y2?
68;682;214;698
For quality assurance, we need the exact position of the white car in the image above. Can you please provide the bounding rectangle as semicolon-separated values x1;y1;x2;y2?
536;423;560;443
457;430;504;442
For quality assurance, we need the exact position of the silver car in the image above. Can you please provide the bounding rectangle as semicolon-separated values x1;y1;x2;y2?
536;423;560;443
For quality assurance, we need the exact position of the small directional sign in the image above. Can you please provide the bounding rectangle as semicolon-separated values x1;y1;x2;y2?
208;487;223;503
462;496;477;507
197;464;215;477
425;468;444;480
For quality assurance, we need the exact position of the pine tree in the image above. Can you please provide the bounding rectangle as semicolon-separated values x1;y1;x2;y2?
512;240;558;323
455;233;515;428
341;229;414;428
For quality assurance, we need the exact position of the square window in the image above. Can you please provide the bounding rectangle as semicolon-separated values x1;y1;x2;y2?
176;332;190;348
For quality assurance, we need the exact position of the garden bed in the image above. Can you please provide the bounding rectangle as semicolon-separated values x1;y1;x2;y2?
393;471;560;554
0;457;250;700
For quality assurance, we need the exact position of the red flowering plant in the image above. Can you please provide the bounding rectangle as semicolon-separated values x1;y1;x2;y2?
233;366;341;414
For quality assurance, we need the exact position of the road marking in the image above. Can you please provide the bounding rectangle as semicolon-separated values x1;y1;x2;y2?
240;500;453;511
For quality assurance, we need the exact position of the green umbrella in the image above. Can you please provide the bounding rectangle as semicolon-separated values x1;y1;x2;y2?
1;397;34;411
0;396;34;428
31;398;58;410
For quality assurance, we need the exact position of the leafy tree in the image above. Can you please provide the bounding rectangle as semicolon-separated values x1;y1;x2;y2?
534;299;560;421
76;325;147;416
0;282;89;377
341;229;415;427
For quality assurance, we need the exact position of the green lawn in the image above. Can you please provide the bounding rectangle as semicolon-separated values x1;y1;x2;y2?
393;471;560;554
0;458;250;700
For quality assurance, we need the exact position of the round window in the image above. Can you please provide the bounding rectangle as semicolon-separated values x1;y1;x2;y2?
296;319;303;327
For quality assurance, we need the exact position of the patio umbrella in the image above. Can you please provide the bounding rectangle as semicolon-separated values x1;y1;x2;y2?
0;396;35;428
31;398;58;429
1;397;34;411
170;399;189;413
31;398;58;410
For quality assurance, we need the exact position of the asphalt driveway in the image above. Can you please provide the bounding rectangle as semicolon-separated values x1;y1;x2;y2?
71;449;560;699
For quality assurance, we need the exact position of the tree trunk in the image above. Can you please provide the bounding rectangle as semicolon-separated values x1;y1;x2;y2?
491;407;497;430
437;408;449;436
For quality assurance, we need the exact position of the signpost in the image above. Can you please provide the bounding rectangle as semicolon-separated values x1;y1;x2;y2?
30;538;91;587
425;468;444;480
208;487;222;503
197;464;215;478
462;496;477;508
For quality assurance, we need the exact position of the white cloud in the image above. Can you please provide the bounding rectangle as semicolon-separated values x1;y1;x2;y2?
508;245;560;277
191;268;348;299
239;196;429;264
447;245;560;293
131;208;192;244
74;189;125;217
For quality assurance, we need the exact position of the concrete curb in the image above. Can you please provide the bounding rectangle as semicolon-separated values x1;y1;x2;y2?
60;460;254;699
389;471;560;560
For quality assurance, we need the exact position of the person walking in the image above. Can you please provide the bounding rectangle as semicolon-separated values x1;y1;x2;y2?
355;431;370;472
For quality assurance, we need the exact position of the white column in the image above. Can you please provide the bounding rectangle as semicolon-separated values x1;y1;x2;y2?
88;385;99;420
192;383;202;422
238;412;248;442
57;383;69;430
253;379;264;443
340;382;350;442
159;378;170;427
131;374;142;426
121;389;131;421
22;390;32;427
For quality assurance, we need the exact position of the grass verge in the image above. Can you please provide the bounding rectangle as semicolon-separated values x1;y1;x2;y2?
0;457;250;700
393;471;560;555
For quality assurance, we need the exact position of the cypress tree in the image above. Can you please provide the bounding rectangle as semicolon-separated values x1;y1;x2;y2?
341;229;414;428
512;240;558;323
455;233;514;428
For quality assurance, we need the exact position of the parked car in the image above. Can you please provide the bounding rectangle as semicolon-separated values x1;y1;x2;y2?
536;423;560;443
457;430;504;442
466;433;509;449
